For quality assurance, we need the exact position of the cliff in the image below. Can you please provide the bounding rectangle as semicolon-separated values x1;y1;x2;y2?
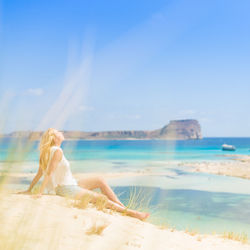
1;119;202;140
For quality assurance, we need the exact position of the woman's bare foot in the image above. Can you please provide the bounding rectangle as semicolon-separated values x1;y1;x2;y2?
135;211;150;221
117;201;126;208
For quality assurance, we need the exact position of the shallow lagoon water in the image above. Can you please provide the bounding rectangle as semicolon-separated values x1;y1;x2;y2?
1;138;250;237
113;186;250;236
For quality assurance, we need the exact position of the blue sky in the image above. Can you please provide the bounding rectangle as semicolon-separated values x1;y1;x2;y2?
0;0;250;136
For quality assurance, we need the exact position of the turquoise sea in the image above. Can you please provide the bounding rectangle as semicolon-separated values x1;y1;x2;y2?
1;137;250;237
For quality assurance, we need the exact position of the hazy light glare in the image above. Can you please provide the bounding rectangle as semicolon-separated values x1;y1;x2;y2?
36;42;93;132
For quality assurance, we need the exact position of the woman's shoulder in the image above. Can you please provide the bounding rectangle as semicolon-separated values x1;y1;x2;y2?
50;146;63;154
49;146;64;163
51;145;62;150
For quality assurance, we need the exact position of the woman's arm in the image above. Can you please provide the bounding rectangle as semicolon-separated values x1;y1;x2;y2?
28;165;43;192
18;165;43;194
37;148;63;195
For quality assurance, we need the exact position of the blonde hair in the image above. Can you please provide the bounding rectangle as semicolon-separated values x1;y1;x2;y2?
39;128;57;172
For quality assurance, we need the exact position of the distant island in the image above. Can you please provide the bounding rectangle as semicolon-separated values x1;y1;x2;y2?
1;119;202;140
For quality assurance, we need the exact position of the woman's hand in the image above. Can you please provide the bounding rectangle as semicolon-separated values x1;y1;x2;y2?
17;190;31;195
32;193;42;199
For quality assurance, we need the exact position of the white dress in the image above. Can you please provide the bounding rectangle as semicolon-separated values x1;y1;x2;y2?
44;146;78;193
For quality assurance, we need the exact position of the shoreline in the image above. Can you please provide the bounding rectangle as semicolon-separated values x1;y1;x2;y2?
2;154;250;180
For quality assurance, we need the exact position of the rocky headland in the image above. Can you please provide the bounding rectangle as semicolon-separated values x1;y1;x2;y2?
1;119;202;141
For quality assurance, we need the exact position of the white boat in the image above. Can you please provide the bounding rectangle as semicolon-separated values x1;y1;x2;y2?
222;144;236;151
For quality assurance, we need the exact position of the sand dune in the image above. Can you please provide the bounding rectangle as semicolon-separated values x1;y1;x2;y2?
0;194;249;250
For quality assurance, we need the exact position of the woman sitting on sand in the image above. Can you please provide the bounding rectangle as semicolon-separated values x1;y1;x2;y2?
20;128;149;221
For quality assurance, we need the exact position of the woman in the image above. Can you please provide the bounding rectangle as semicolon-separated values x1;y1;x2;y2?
19;128;149;220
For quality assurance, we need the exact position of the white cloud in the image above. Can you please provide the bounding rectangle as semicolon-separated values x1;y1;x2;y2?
78;105;94;111
151;12;166;22
0;90;17;132
131;114;141;119
179;109;196;116
107;114;116;119
200;117;212;123
26;88;44;96
108;113;141;120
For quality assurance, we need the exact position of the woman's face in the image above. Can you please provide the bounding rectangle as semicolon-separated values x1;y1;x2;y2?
54;129;65;143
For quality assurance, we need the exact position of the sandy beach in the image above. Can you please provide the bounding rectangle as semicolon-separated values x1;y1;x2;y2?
0;193;249;250
179;155;250;180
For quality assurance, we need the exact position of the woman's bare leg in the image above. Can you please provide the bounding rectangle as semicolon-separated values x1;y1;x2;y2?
75;188;149;221
78;176;125;207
